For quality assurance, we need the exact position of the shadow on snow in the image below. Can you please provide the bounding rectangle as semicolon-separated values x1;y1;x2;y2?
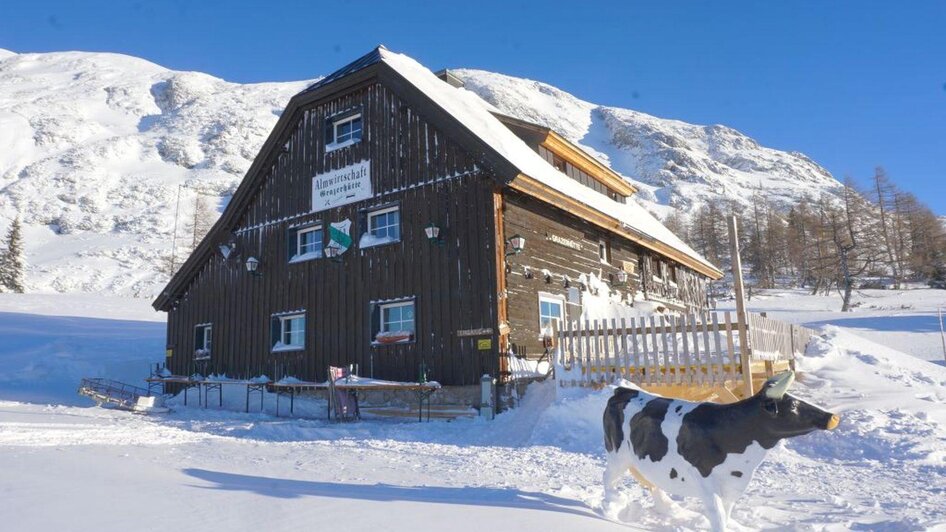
183;468;600;520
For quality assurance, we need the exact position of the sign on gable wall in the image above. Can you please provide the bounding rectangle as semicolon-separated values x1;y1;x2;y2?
312;160;372;212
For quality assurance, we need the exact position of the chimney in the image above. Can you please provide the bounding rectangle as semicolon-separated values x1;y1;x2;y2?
434;69;464;88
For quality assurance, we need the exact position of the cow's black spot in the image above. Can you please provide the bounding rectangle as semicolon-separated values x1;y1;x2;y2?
677;396;787;478
731;471;743;478
630;397;672;462
603;388;639;453
669;468;678;479
675;405;682;413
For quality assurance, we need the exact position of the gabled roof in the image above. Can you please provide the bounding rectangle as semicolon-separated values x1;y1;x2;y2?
299;46;384;95
373;49;721;279
154;47;720;311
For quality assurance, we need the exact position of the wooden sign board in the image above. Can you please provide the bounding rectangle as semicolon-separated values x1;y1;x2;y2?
312;160;372;212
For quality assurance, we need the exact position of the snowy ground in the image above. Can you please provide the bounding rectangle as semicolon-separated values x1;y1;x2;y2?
1;290;945;531
719;287;946;365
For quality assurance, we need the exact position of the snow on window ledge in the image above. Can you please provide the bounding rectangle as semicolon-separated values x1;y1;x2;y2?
271;343;304;353
359;233;399;248
325;138;359;153
289;250;323;263
372;330;414;346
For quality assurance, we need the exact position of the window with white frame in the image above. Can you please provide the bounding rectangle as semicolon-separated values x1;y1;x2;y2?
375;300;415;342
195;324;212;359
363;206;400;247
598;239;610;264
538;294;565;335
292;225;323;261
327;113;362;149
272;314;305;351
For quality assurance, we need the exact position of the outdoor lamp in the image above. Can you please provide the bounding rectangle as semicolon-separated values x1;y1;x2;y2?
425;222;444;246
245;256;261;276
324;246;343;263
506;234;525;256
615;270;629;286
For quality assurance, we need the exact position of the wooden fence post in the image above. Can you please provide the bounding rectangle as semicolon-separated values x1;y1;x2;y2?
729;216;754;396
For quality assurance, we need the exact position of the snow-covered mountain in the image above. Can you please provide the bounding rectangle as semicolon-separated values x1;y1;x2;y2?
0;50;842;297
453;69;841;215
0;49;312;296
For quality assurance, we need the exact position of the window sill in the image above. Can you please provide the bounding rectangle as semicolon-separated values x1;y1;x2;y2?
371;339;415;347
359;235;400;249
271;346;305;353
325;138;360;153
289;251;323;264
194;356;211;361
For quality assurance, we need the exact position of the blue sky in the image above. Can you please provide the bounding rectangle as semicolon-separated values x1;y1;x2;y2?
3;1;944;213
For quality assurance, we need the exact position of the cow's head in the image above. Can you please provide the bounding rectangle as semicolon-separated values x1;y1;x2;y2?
756;371;839;438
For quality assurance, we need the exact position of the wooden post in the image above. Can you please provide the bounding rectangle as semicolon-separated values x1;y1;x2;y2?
729;216;754;396
939;307;946;364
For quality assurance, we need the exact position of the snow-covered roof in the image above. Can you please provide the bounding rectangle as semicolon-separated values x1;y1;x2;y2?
374;48;719;276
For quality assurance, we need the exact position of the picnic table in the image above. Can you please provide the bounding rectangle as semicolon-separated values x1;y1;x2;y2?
268;376;442;421
146;375;269;412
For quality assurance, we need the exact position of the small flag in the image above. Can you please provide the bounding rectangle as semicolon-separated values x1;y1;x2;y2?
328;219;353;255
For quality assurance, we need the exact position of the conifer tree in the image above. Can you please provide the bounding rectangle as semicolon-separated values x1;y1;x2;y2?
0;216;26;293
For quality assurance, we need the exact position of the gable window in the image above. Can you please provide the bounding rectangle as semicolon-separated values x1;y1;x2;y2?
272;313;305;352
361;205;400;248
194;324;212;359
372;298;415;344
290;225;323;262
598;239;610;265
538;294;565;336
326;113;362;151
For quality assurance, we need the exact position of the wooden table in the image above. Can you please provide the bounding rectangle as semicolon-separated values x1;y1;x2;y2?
268;379;442;421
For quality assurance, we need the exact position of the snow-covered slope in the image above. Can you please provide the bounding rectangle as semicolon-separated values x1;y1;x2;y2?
0;50;842;297
0;50;312;296
454;69;842;215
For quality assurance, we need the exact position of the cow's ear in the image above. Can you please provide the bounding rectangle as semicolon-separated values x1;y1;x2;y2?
763;371;795;399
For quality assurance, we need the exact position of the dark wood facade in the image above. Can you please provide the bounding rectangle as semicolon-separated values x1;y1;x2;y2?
161;79;501;385
155;48;717;387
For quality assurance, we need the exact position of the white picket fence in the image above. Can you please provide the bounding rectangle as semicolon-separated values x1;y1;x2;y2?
553;311;815;390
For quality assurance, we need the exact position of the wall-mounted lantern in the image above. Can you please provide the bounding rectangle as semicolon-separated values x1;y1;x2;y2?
612;270;629;287
324;245;344;263
245;256;261;276
505;234;525;256
425;222;444;247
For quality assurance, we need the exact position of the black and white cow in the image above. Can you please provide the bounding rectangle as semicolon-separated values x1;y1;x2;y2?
602;371;839;531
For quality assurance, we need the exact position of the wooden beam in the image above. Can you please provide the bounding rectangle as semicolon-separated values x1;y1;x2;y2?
508;173;724;280
728;216;754;396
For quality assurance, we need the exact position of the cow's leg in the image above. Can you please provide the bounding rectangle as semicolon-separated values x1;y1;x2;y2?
650;487;683;515
602;453;627;503
702;491;729;532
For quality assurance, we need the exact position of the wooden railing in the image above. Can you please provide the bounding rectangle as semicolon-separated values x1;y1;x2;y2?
553;311;816;394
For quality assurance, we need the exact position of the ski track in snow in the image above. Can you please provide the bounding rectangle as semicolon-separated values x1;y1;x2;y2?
2;291;946;530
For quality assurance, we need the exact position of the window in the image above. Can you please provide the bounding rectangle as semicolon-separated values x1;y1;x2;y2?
194;324;212;359
552;155;567;173
538;294;565;335
272;314;305;351
362;206;400;247
326;113;362;150
374;299;415;344
291;225;323;262
381;301;414;334
598;239;610;264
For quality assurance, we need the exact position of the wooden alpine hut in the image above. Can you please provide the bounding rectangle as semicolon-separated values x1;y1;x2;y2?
152;46;723;392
